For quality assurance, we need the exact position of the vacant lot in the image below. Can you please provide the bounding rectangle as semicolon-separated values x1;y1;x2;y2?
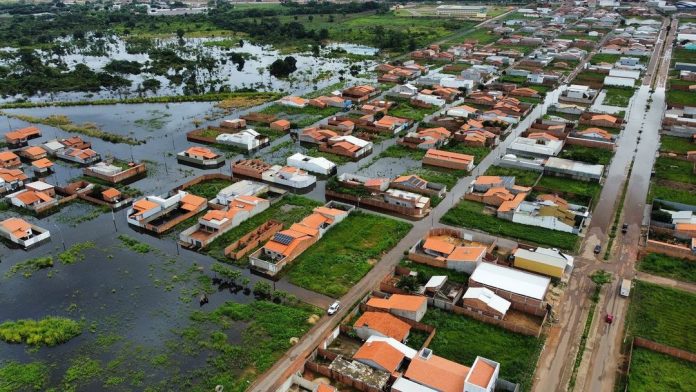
442;142;491;164
484;166;540;187
627;347;696;392
399;259;470;284
455;27;498;44
626;280;696;352
406;166;466;189
559;145;614;165
650;183;696;206
260;104;340;128
389;99;439;121
637;253;696;284
659;135;695;154
666;89;696;107
185;179;234;200
441;200;579;250
654;157;696;185
287;211;411;297
603;87;635;107
422;308;543;391
536;176;601;206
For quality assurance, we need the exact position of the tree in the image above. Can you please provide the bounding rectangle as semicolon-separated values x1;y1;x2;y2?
176;28;185;40
319;28;329;40
253;280;272;297
396;275;419;293
269;56;297;78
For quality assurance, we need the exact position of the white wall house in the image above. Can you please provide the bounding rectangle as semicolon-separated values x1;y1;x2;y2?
262;165;317;189
287;153;336;175
216;129;268;151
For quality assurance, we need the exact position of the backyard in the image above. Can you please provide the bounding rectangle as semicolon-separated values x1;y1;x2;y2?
559;145;614;165
625;280;696;352
637;253;696;284
626;347;696;392
441;199;580;251
286;211;412;297
389;99;440;121
653;156;696;185
421;308;544;391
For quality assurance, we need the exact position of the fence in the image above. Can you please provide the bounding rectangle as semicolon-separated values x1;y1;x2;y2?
325;190;427;219
625;337;696;392
566;136;616;151
645;239;696;261
224;220;283;260
450;304;545;337
83;163;147;184
304;360;382;392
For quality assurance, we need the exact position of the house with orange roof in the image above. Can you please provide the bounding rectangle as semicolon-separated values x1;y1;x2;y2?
4;127;41;147
270;119;291;132
279;96;308;108
418;236;488;274
423;149;474;171
399;127;452;150
391;174;446;198
6;188;57;212
447;105;479;118
179;195;270;248
319;135;373;159
342;85;378;103
579;112;623;129
366;294;427;321
31;158;54;175
56;147;101;165
249;201;353;275
510;87;540;98
576;127;614;141
0;151;21;169
177;146;225;168
299;128;339;144
19;145;47;161
0;168;28;193
353;311;411;342
0;217;51;248
456;129;499;148
126;191;207;234
353;338;410;374
101;188;122;203
374;115;410;134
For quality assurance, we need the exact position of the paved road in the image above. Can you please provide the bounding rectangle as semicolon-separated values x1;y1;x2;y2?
531;16;673;392
249;86;564;392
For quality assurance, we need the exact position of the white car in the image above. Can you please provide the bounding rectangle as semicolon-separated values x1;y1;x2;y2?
327;301;341;315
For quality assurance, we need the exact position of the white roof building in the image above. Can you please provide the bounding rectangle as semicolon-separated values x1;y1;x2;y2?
287;153;336;175
507;136;564;157
514;247;574;271
212;180;268;205
462;287;511;316
216;129;267;151
544;157;604;181
608;68;641;80
365;336;418;359
604;76;636;87
470;262;551;301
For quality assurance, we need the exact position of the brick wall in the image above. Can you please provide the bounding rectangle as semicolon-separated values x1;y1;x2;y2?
645;240;696;261
224;220;283;260
566;136;616;151
633;337;696;363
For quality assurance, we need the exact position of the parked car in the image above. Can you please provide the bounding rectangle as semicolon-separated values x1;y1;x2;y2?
594;244;602;254
605;313;614;324
327;301;341;315
621;223;628;234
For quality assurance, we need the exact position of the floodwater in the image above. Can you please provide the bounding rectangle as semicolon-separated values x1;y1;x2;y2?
0;36;380;390
0;34;378;103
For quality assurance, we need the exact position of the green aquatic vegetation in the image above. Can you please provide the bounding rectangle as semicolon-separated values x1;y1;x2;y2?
0;361;49;392
5;256;54;279
58;241;96;265
117;235;153;254
0;317;82;347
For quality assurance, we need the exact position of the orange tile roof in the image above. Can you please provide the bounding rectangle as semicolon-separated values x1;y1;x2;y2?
527;132;559;141
186;146;219;159
271;119;291;127
475;176;503;185
353;340;405;373
299;213;330;230
591;114;618;122
498;193;526;213
180;194;206;211
101;188;121;199
5;126;40;141
405;354;470;392
0;151;19;161
281;96;308;105
1;217;32;238
0;168;27;182
424;149;474;164
579;127;612;140
354;312;411;342
316;385;336;392
16;190;53;205
289;222;320;237
676;223;696;231
31;158;53;169
468;358;496;388
423;237;456;255
23;146;46;157
367;294;426;312
448;246;487;262
133;199;159;214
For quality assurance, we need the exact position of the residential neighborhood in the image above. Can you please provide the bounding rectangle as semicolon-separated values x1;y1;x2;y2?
0;1;694;392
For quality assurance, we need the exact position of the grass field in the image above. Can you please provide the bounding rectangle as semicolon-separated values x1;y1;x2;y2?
659;135;695;154
184;179;234;200
603;87;635;107
456;27;499;45
441;200;580;250
536;176;601;206
666;89;696;107
626;280;696;352
259;104;340;128
654;157;696;184
559;145;614;165
422;308;544;391
650;183;696;206
389;99;439;121
627;347;696;392
442;142;491;164
406;166;466;189
637;253;696;284
287;211;411;297
483;165;540;187
399;259;470;283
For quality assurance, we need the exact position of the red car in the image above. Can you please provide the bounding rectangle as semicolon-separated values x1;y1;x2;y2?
605;314;614;324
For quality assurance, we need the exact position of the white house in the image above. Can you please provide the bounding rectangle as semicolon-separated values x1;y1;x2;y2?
507;136;564;157
414;93;446;107
447;105;478;118
127;191;207;228
603;76;635;87
215;129;268;151
278;96;307;108
212;180;268;205
262;165;317;189
0;217;51;249
440;77;474;91
287;153;336;175
394;83;419;97
462;287;511;318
